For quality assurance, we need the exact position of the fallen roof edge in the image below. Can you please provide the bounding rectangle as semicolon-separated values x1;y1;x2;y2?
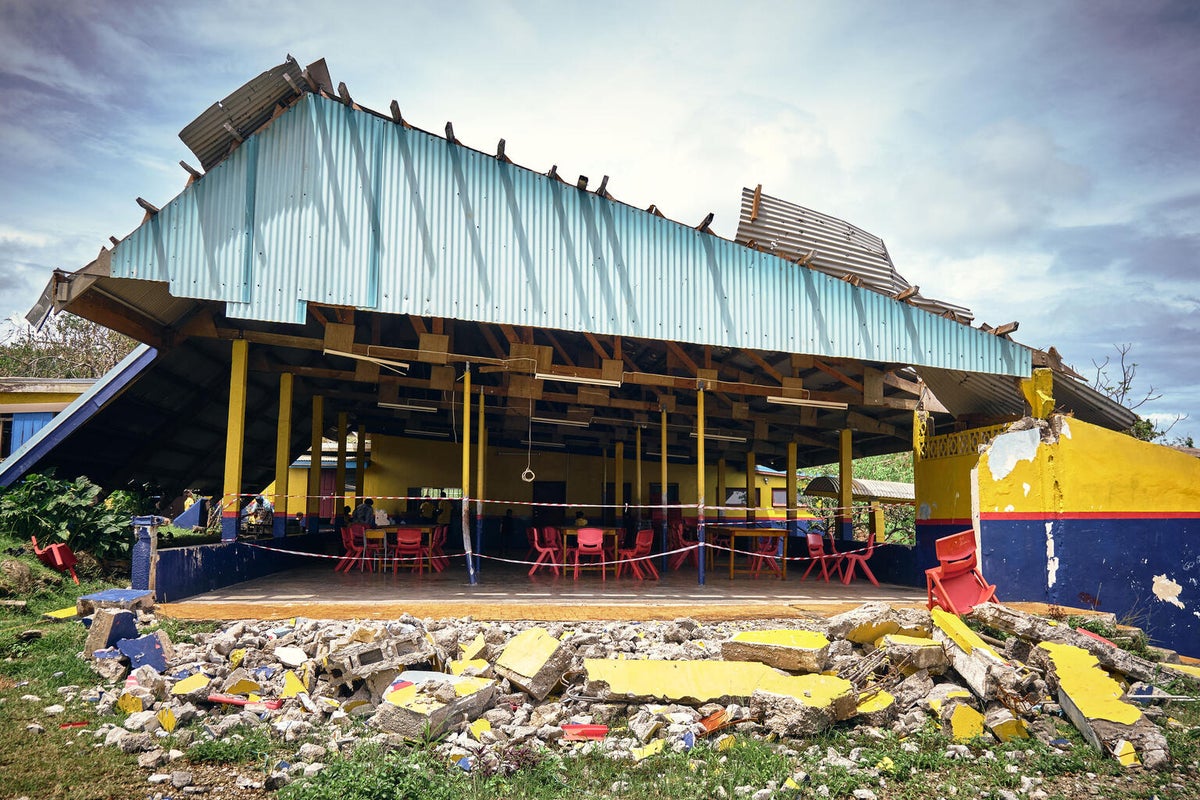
0;344;159;489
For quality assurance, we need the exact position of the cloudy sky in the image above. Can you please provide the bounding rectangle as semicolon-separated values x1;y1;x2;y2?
1;1;1196;442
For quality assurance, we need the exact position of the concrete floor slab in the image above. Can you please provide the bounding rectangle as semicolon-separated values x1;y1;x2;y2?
158;562;927;622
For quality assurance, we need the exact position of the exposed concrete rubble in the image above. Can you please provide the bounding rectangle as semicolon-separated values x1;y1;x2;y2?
970;603;1199;689
44;601;1197;796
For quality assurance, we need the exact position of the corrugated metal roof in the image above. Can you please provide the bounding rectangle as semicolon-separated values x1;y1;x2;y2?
915;366;1138;430
112;92;1030;376
803;475;915;503
734;189;974;322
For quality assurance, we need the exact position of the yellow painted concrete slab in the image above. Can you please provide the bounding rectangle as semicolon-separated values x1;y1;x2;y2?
156;707;176;733
449;658;490;676
1165;662;1200;680
949;704;984;741
931;608;998;658
383;676;495;714
729;629;829;649
42;606;79;620
495;628;560;678
117;693;142;714
230;648;246;668
461;633;487;661
469;718;491;741
171;673;210;696
584;658;853;708
1038;642;1142;725
878;634;939;648
857;691;894;714
631;739;665;761
225;678;260;696
281;671;308;699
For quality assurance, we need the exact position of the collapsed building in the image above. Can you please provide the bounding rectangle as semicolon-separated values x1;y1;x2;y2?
0;56;1196;656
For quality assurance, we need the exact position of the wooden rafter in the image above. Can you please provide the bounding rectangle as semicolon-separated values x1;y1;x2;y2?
583;332;610;362
741;349;785;384
812;358;864;393
540;329;576;367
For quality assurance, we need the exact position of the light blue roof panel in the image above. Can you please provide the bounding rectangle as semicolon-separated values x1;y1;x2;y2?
109;94;1029;377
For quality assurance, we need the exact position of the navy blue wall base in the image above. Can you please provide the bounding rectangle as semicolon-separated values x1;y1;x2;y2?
154;534;329;602
981;516;1199;658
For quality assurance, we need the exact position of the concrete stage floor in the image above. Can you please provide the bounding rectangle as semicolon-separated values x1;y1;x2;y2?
159;558;929;622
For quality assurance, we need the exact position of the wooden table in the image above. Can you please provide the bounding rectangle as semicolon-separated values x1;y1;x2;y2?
712;526;788;580
560;527;622;578
376;525;436;572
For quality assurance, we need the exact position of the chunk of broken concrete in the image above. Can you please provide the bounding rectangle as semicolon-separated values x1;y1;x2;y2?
584;658;855;715
494;628;571;701
825;602;931;644
751;674;860;737
77;589;153;616
85;610;139;657
876;634;948;673
370;671;496;739
721;629;830;673
116;633;169;673
930;608;1011;701
855;691;897;727
1032;641;1169;770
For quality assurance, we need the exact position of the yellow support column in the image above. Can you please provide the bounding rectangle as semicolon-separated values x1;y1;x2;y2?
272;372;293;538
354;425;366;504
461;365;475;584
745;450;757;524
717;458;726;522
615;440;625;528
786;440;798;534
838;428;853;540
307;395;324;533
635;426;643;518
221;339;249;540
660;407;668;560
335;411;348;521
696;384;706;584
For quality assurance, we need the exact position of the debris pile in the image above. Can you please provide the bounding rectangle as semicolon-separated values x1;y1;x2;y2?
31;595;1200;793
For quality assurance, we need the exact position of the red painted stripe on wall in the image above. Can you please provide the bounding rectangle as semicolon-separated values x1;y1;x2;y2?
979;511;1200;521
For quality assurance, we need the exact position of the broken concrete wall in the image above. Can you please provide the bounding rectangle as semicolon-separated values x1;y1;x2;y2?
975;416;1200;659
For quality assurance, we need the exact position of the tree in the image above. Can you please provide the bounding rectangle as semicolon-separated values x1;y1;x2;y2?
0;313;136;378
1091;343;1189;444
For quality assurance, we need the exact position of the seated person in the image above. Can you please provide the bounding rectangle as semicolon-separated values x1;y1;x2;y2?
352;498;377;527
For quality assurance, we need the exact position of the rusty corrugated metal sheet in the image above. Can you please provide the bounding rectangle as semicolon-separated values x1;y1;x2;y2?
916;366;1137;430
734;188;974;323
111;93;1030;376
179;58;305;172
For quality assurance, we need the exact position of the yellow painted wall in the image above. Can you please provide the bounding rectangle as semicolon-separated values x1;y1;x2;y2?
0;390;83;406
978;418;1200;515
270;431;793;520
914;451;976;522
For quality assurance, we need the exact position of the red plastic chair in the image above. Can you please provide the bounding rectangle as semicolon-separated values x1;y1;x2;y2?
925;531;998;615
428;525;448;572
617;529;659;580
568;527;607;580
799;532;843;582
841;533;880;586
749;536;783;579
528;526;562;578
334;525;365;573
524;526;539;561
31;536;79;584
391;528;428;574
666;521;699;571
